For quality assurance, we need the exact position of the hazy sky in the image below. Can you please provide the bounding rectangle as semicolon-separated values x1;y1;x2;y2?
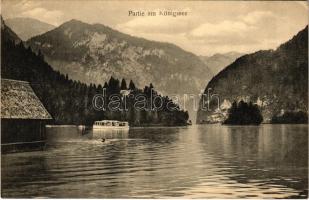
2;0;308;56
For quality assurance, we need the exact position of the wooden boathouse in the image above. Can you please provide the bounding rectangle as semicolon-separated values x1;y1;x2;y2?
1;79;52;153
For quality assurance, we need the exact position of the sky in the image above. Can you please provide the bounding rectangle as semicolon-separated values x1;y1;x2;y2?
1;0;308;56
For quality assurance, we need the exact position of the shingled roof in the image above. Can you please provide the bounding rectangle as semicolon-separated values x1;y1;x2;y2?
1;79;52;119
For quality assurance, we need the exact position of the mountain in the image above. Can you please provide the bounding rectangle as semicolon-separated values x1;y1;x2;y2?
5;17;55;41
1;16;21;44
1;19;189;126
26;19;213;122
197;26;308;124
26;19;212;96
199;52;243;75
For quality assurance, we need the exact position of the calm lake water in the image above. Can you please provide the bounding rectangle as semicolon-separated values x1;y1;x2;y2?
1;125;308;198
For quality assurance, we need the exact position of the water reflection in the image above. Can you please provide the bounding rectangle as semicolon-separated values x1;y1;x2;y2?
88;129;129;140
1;125;308;198
194;125;308;198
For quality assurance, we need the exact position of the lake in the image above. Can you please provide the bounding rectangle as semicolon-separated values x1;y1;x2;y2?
1;124;308;198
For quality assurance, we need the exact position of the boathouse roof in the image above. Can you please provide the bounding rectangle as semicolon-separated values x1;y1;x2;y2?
1;79;52;119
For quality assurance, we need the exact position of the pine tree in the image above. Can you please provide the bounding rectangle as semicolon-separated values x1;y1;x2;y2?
108;76;120;94
120;78;127;90
129;80;136;90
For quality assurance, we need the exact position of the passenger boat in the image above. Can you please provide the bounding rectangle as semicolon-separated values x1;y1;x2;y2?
93;120;129;130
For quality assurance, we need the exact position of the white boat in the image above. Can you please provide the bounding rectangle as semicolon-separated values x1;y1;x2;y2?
93;120;129;130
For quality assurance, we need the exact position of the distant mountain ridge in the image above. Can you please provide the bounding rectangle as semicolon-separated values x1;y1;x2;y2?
197;26;308;123
5;17;55;41
199;52;243;75
26;19;212;96
26;19;213;121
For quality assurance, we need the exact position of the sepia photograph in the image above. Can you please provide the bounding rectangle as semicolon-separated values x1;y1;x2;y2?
0;0;308;198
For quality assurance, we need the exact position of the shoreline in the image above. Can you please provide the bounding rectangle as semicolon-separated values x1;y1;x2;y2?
46;124;189;128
